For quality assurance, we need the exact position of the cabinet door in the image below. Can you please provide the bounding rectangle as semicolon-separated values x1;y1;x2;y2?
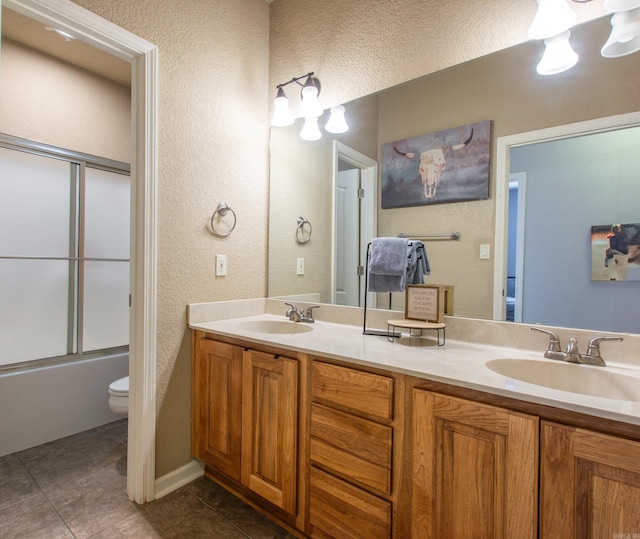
242;349;298;516
541;421;640;538
193;338;243;480
412;389;538;539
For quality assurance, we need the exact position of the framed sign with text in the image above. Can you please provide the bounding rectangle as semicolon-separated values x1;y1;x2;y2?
405;285;445;323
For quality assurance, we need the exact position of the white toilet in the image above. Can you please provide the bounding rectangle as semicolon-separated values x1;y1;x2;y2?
108;376;129;417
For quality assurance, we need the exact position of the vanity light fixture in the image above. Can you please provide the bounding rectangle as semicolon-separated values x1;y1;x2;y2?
300;116;322;141
325;105;349;134
601;4;640;58
528;0;577;40
536;30;579;74
271;72;349;140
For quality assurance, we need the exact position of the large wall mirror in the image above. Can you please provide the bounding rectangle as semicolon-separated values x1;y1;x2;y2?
268;15;640;334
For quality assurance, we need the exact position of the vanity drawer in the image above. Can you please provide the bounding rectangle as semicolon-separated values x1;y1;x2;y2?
311;361;394;420
310;403;392;495
309;466;392;539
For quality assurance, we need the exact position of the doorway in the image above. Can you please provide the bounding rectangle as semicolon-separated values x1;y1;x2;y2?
332;141;377;307
3;0;158;503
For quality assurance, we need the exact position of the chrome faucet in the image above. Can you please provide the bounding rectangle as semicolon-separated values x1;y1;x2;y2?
531;327;623;367
284;303;319;323
531;327;581;362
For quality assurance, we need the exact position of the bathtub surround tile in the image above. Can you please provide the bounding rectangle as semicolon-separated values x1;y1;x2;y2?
0;493;74;539
17;428;126;492
46;467;137;539
186;477;297;539
0;454;41;510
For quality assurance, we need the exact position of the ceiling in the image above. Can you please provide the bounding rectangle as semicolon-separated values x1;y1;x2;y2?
1;6;131;87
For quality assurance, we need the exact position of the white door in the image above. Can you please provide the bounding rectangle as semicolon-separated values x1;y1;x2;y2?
335;168;360;305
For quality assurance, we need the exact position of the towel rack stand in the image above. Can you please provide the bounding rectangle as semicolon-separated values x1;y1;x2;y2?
397;231;460;240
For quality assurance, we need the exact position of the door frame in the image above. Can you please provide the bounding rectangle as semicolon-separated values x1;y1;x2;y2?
331;141;377;307
493;111;640;321
5;0;159;503
508;172;526;322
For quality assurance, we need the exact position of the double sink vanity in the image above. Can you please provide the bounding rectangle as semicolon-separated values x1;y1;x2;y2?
188;298;640;538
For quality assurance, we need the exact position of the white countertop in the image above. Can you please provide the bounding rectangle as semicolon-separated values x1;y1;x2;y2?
190;313;640;427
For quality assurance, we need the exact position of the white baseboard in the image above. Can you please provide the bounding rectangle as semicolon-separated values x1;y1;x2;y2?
154;459;204;500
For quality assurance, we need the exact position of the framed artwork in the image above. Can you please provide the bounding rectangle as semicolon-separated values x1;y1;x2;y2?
381;120;491;208
405;285;445;323
591;222;640;282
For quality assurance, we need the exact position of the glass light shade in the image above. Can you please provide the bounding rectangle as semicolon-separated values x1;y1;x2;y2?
536;30;579;75
604;0;640;12
601;7;640;57
299;81;323;118
271;89;294;127
528;0;577;40
325;105;349;134
300;117;322;141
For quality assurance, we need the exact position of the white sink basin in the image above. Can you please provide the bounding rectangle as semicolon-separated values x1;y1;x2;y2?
486;358;640;401
235;320;313;334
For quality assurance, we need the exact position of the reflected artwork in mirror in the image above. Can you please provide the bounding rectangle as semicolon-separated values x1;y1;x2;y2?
268;15;640;333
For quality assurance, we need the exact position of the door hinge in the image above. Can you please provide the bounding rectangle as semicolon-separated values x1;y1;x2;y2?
129;294;132;307
357;265;364;276
358;188;365;199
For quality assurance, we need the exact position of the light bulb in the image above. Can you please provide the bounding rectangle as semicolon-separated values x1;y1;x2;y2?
601;7;640;57
536;30;579;75
528;0;577;40
299;76;323;118
271;88;294;127
300;117;322;141
325;105;349;134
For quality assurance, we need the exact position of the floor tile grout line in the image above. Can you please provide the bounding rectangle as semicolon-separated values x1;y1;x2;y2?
41;489;78;539
184;490;252;539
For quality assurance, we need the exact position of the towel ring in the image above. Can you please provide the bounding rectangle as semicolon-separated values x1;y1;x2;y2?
210;202;237;237
296;217;312;244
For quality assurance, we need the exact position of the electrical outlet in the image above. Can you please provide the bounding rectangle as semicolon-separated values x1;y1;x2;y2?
479;244;491;260
297;258;304;275
216;254;227;276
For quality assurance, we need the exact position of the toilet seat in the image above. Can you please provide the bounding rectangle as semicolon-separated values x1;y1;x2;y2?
109;376;129;397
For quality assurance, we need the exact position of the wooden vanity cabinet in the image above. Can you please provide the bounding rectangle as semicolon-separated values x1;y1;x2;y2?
192;332;299;518
192;336;243;480
242;348;298;515
540;421;640;538
411;389;539;539
308;360;396;539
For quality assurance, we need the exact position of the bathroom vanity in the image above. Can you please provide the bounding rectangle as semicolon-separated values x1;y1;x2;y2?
189;301;640;538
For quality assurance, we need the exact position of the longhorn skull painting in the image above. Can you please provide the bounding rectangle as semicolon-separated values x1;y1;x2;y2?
381;121;491;208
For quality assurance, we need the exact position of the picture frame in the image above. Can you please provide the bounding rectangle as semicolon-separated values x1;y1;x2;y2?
381;120;491;208
405;284;445;323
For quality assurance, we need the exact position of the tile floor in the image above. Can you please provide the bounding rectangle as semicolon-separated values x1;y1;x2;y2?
0;420;296;538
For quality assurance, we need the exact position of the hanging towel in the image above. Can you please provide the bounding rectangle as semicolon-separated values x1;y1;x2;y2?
368;237;409;292
406;241;431;284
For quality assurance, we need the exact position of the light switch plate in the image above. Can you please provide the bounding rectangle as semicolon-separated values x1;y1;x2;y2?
480;244;491;260
297;258;304;275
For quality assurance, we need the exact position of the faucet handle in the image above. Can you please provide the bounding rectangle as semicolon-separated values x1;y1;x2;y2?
284;301;297;312
304;305;320;318
586;336;623;357
531;327;562;352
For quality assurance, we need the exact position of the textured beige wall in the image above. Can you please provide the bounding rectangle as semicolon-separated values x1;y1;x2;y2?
269;0;604;111
0;38;130;162
71;0;270;477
